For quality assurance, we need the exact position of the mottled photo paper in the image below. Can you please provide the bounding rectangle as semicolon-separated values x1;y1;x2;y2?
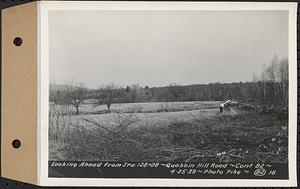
38;1;297;187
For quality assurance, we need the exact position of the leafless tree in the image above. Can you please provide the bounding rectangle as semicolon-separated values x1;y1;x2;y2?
252;74;258;82
257;55;288;105
49;102;72;141
97;84;120;112
65;83;88;115
49;84;67;105
261;63;268;101
266;55;278;82
278;58;288;104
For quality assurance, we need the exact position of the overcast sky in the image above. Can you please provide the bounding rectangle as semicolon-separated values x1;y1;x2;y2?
49;10;288;89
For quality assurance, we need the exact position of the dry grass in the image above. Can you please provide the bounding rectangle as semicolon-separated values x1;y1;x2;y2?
66;101;221;114
49;101;288;163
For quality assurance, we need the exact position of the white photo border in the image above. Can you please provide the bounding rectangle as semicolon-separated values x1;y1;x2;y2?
38;1;298;187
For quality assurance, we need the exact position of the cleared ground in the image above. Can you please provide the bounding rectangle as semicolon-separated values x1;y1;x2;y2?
50;101;224;130
49;101;288;163
71;101;221;114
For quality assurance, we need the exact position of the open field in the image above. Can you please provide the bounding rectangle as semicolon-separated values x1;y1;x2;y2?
49;101;288;163
66;100;222;114
65;108;222;130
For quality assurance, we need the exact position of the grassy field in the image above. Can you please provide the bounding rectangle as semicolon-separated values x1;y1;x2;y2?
49;101;288;163
66;100;222;114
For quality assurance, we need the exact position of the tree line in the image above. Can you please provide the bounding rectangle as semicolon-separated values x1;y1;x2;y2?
50;55;288;114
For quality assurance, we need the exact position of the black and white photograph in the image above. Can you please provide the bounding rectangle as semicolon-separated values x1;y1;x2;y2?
43;1;297;185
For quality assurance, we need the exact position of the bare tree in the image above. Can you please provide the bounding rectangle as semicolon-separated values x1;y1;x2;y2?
261;63;268;101
266;55;281;98
252;74;258;82
49;102;72;141
278;58;288;104
266;55;278;82
97;84;120;112
65;83;87;115
255;55;288;105
49;84;68;105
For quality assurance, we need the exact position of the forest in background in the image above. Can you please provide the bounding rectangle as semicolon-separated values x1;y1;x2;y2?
48;55;289;163
50;55;288;114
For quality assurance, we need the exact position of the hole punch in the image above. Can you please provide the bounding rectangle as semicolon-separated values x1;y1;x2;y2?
13;37;23;46
12;139;21;149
